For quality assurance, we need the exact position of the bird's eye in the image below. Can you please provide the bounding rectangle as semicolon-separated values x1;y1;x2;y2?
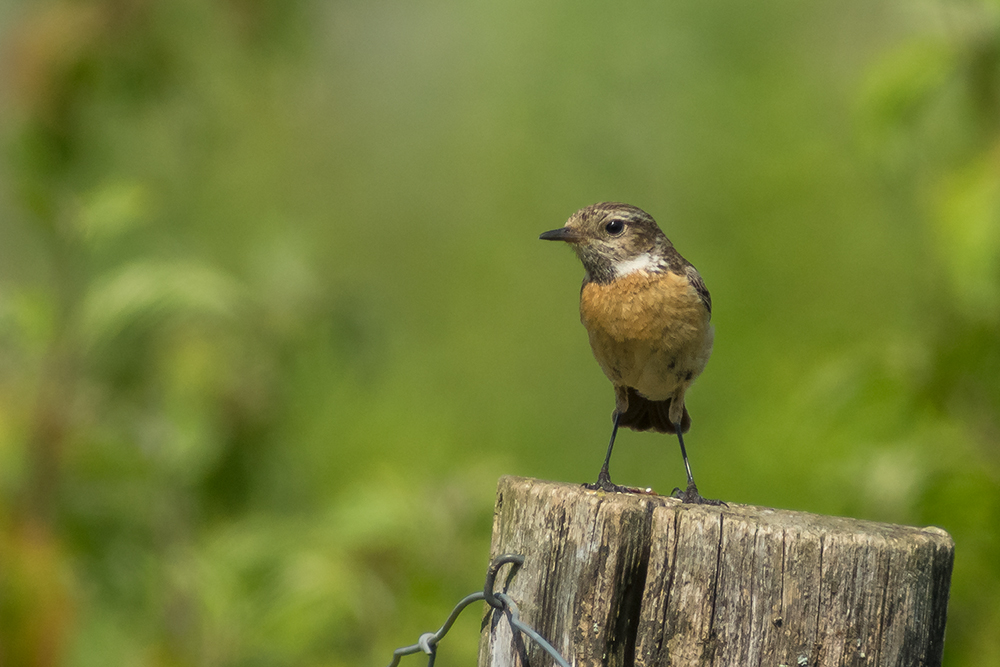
604;220;625;236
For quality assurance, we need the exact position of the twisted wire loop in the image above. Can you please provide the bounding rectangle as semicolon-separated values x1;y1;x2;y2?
482;553;524;608
386;553;570;667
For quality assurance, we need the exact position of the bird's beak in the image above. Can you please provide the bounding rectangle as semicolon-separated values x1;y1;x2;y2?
539;227;580;243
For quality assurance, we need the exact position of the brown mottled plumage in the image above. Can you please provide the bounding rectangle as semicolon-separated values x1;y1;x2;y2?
540;202;720;504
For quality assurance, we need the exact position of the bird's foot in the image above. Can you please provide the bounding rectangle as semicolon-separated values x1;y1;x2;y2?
671;482;727;506
584;470;654;495
584;481;656;494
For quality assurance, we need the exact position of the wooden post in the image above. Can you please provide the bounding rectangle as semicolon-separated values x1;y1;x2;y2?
479;476;953;667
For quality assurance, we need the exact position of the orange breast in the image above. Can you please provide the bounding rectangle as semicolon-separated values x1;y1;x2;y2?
579;270;712;400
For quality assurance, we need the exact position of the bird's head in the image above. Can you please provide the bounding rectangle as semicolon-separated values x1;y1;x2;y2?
539;202;671;284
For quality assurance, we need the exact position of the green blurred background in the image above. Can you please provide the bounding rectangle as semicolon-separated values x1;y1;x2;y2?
0;0;998;664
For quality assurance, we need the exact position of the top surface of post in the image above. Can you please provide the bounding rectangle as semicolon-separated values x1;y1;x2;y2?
494;475;953;545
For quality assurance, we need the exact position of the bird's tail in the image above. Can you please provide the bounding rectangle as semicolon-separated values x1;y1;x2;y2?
615;387;691;434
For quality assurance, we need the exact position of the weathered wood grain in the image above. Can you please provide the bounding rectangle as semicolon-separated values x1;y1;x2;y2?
479;476;953;667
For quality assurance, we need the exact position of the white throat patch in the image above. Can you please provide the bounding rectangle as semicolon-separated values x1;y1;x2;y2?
613;252;662;277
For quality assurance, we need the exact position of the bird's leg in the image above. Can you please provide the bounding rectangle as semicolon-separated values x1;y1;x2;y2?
584;413;656;494
671;427;726;506
677;426;696;490
589;412;620;491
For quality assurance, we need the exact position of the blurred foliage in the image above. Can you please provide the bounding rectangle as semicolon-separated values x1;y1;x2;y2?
0;0;998;665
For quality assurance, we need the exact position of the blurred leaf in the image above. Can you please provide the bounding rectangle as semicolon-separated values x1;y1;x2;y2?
80;260;245;349
75;180;150;247
932;146;1000;319
0;288;58;357
862;38;956;131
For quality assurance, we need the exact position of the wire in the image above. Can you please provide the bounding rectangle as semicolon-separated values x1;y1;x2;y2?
386;553;570;667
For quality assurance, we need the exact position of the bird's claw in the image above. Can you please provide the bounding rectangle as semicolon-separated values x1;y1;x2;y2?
584;471;655;495
671;482;727;506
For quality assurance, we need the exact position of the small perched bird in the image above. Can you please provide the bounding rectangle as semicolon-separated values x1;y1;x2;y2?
540;202;720;504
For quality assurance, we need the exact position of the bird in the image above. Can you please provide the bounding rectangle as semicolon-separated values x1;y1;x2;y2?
539;202;720;504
